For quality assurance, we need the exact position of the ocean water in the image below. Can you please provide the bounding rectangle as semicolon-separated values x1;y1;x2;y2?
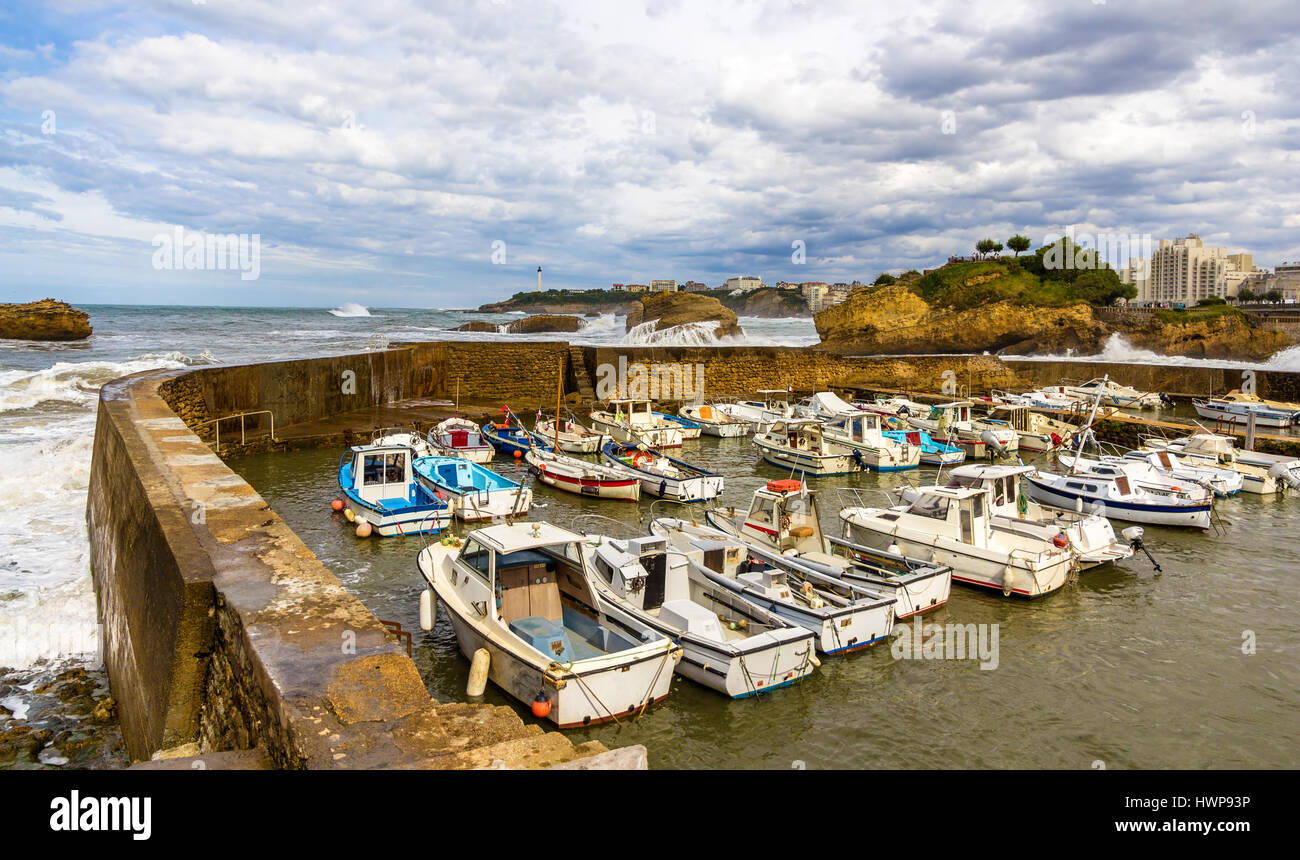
0;304;817;674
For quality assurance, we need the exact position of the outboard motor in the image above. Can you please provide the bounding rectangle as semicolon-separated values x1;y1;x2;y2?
1158;392;1175;408
1122;526;1162;573
1268;462;1300;491
980;430;1009;459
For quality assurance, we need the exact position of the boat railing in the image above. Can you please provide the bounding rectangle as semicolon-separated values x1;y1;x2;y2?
827;485;903;512
370;425;422;444
194;410;277;452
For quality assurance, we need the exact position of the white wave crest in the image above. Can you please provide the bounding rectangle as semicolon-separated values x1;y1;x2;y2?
0;357;189;413
1004;333;1300;372
624;320;745;346
328;302;372;317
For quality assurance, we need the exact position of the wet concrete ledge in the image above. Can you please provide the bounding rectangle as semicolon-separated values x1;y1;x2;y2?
87;359;626;769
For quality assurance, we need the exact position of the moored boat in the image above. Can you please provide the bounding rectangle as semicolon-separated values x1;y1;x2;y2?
1192;397;1297;428
821;411;920;471
599;440;724;501
416;522;681;727
482;419;551;456
882;427;966;466
590;399;684;448
704;480;953;619
654;411;702;440
531;415;608;454
336;443;450;536
1021;463;1213;529
679;402;752;437
753;419;861;476
426;417;495;463
525;448;641;501
412;455;532;522
903;401;1019;461
581;532;816;697
713;390;798;433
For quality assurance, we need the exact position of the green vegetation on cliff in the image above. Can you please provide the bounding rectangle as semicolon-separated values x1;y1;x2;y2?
480;286;807;317
1154;303;1247;325
911;239;1137;311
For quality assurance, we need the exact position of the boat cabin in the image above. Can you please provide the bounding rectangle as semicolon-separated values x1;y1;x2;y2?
740;480;825;554
452;523;643;662
767;419;830;452
589;535;676;614
826;411;884;441
607;399;660;427
944;464;1035;508
344;445;419;507
927;401;975;427
885;486;993;548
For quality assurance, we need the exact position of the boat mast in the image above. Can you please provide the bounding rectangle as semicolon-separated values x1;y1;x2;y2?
555;357;563;451
1072;373;1106;474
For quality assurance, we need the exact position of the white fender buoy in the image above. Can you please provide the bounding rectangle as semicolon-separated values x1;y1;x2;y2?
467;648;490;697
419;587;437;632
1002;565;1014;597
808;652;822;669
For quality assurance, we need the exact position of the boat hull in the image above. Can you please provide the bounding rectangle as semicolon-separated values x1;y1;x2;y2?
753;437;860;476
1022;476;1212;529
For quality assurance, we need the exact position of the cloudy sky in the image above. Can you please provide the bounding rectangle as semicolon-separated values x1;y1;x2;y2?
1;0;1298;308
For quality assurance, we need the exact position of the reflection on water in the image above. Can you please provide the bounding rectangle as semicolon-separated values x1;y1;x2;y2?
230;435;1300;769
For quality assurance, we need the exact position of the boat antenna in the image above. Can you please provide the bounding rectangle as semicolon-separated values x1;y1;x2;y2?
1072;374;1106;474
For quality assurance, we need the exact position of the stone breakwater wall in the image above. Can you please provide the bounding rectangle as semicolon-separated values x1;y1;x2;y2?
88;362;622;769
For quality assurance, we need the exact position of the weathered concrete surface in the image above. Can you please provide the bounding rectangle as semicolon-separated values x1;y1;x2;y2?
88;364;623;769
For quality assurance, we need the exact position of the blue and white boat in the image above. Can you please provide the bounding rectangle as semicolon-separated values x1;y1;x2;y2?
1022;463;1213;529
337;444;450;537
1193;397;1297;428
883;428;965;466
599;441;724;501
481;420;551;456
413;456;532;522
654;411;703;440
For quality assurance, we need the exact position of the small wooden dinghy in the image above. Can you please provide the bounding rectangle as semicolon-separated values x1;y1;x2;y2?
599;441;724;502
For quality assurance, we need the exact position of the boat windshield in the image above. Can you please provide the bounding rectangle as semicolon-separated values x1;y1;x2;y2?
906;493;950;520
362;452;405;485
459;537;492;580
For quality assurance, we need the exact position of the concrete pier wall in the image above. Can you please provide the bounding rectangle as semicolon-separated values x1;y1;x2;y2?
88;362;617;769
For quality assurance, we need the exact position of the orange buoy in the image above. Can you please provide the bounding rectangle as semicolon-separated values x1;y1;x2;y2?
355;521;373;538
331;499;345;512
531;690;552;719
1052;532;1069;549
513;450;522;458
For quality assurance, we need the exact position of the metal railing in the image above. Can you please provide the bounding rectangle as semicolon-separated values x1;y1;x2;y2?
194;410;277;451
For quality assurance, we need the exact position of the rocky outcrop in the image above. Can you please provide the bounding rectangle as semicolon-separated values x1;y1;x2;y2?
453;321;500;333
625;292;743;338
814;285;1293;361
0;299;92;340
503;314;585;334
720;288;810;318
815;285;1105;355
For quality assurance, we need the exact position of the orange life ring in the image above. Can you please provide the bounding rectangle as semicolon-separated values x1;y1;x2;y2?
632;451;652;468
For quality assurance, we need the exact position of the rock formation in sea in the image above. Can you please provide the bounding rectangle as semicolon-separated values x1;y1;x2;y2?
625;292;743;339
0;298;93;341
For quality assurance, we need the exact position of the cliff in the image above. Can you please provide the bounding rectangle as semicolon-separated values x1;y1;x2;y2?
0;298;93;341
625;292;743;338
816;281;1293;361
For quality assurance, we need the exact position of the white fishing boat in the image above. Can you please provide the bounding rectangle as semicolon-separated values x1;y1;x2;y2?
581;533;816;697
838;483;1078;598
1066;450;1242;497
1193;397;1297;428
599;441;724;501
426;417;495;463
821;412;920;471
793;390;860;420
980;403;1079;453
1141;433;1289;495
416;522;681;728
678;403;752;437
753;419;861;476
713;390;798;433
336;443;450;536
703;480;953;619
532;415;608;454
989;387;1088;412
1062;378;1164;410
589;399;684;447
1219;389;1300;414
412;456;532;522
648;519;897;655
654;411;703;440
921;464;1135;569
371;427;434;457
524;448;641;501
1021;462;1214;529
903;401;1019;460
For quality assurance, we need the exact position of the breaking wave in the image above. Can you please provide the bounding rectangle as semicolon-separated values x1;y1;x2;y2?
328;302;372;317
1004;333;1300;372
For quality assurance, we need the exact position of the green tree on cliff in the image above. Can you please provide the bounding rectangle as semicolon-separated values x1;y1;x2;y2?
975;238;1001;257
873;273;897;286
1007;234;1031;256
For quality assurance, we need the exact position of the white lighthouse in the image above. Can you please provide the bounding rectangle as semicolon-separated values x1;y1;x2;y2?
536;266;542;292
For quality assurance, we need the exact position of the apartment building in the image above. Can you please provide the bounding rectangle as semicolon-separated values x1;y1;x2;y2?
1136;234;1260;304
724;276;765;292
648;279;678;292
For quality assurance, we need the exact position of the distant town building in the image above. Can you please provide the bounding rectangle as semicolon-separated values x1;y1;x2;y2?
615;283;648;293
681;280;709;292
725;276;765;292
1264;263;1300;302
1137;234;1261;304
774;281;801;291
800;281;830;312
648;279;678;293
